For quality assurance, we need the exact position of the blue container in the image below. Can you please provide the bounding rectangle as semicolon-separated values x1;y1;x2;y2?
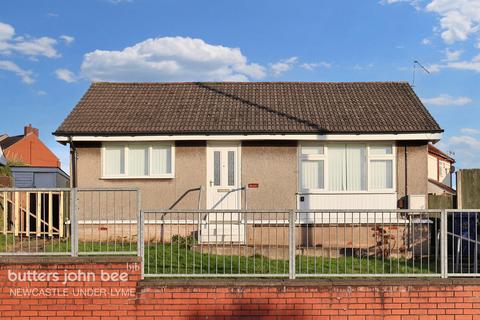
453;212;478;257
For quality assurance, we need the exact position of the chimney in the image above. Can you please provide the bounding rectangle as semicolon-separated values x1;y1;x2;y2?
24;124;39;137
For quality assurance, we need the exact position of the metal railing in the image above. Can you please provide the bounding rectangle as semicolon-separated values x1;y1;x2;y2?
75;188;140;256
1;187;480;280
446;209;480;277
140;209;448;278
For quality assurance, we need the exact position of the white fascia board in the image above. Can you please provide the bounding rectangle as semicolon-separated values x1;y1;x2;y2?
55;132;442;143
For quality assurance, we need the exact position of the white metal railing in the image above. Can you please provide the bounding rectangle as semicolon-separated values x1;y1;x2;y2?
141;209;448;279
1;188;479;280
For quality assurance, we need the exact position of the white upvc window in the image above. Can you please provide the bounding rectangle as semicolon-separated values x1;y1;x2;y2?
368;144;395;191
299;142;395;193
299;144;325;191
102;142;174;179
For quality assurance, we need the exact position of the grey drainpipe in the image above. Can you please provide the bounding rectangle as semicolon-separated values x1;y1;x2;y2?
69;137;77;188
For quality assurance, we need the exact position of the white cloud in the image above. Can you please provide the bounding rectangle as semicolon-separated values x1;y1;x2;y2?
442;135;480;168
422;94;473;106
421;38;432;45
460;128;480;135
270;56;298;76
446;54;480;72
444;48;463;61
0;22;14;41
353;63;374;71
37;90;47;96
300;62;331;71
55;68;77;83
0;60;34;84
60;35;74;45
0;21;59;58
384;0;480;44
426;0;480;44
80;36;266;82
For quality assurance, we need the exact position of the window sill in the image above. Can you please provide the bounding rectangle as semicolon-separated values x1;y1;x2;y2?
297;191;397;195
101;175;174;180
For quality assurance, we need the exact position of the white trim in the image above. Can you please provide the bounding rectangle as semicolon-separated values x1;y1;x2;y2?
101;142;175;179
298;142;397;194
56;132;442;142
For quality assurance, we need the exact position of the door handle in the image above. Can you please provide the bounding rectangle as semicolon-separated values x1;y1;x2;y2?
209;180;213;187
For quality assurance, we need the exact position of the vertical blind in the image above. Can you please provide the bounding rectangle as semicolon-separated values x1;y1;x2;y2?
151;146;171;175
370;160;393;189
104;146;125;176
103;143;173;177
128;146;149;176
301;143;393;191
301;160;324;189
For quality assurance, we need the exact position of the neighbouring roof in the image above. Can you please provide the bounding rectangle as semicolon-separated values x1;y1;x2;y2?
0;135;23;149
428;179;456;195
54;82;443;136
428;143;455;163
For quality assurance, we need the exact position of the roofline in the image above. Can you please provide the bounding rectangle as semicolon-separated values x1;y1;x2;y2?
53;129;444;137
10;165;70;179
428;143;455;163
90;80;413;85
428;178;456;195
54;132;443;143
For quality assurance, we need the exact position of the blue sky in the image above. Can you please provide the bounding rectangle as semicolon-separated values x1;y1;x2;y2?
1;0;479;172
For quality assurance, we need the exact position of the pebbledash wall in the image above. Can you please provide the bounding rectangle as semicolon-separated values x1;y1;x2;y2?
1;257;480;319
74;140;427;210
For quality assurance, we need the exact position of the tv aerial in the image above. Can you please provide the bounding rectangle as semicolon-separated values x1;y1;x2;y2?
412;60;430;87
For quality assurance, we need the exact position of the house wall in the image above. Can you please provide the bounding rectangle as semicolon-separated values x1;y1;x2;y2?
75;141;206;210
428;153;452;186
396;142;429;208
5;133;60;168
74;140;429;211
241;141;298;209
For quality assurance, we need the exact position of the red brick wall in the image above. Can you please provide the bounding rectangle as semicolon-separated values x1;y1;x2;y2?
1;257;480;319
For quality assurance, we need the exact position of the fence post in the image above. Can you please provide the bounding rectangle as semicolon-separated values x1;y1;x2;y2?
440;209;448;278
137;210;145;279
288;210;296;280
70;188;78;257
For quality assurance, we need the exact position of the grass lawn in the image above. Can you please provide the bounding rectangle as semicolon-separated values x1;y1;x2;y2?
142;241;437;276
0;235;438;276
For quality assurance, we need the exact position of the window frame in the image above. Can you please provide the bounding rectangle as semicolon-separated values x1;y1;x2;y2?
298;142;326;193
298;142;396;194
101;142;175;179
367;144;396;192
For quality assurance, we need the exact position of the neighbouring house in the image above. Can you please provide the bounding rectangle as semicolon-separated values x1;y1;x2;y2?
55;82;443;215
427;143;455;195
0;125;69;188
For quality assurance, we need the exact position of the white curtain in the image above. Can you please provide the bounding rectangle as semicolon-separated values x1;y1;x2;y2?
328;146;345;191
301;160;324;189
151;146;171;175
104;146;124;176
346;145;366;191
370;160;393;189
128;146;148;176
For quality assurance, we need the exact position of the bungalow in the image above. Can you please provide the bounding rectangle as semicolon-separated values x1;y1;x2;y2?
54;82;443;213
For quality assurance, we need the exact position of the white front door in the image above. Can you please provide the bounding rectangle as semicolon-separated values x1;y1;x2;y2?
203;142;244;243
206;142;241;210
